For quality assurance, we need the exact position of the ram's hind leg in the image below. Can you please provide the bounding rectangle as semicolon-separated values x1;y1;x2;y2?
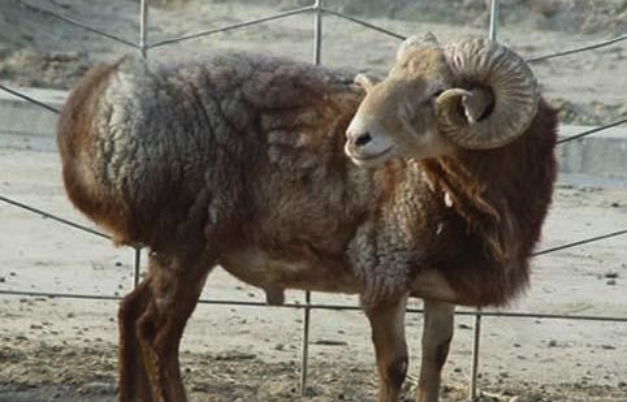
366;296;409;402
118;251;212;402
119;276;156;401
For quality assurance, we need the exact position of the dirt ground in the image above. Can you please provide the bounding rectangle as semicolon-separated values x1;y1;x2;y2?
1;0;627;401
1;133;627;401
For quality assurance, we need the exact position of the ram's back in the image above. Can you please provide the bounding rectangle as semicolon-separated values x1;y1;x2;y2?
57;53;365;250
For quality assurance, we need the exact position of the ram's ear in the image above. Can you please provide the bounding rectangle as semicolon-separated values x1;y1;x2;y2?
354;73;378;92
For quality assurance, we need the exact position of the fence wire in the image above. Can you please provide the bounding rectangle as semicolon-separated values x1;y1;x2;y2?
1;0;627;400
0;82;60;114
18;0;140;50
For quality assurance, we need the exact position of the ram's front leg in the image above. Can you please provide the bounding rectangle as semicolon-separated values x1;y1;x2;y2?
366;295;409;402
118;251;212;402
415;300;454;402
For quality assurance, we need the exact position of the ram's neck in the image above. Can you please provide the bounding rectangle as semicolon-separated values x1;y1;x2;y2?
421;100;558;264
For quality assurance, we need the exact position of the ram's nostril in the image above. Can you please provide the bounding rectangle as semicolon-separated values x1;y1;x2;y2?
354;132;372;147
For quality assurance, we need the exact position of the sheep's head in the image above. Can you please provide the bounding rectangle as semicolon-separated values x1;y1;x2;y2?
345;33;539;167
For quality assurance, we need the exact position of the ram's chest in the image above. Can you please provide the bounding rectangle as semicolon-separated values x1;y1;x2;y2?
219;247;359;294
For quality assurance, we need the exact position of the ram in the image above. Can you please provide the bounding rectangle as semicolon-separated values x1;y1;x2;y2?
57;34;557;402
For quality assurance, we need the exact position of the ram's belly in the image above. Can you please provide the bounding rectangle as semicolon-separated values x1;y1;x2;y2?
220;247;360;294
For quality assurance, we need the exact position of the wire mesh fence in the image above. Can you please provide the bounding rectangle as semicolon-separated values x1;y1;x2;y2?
0;0;626;400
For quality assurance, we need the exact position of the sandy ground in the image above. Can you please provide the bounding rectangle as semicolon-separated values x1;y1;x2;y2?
0;132;627;401
1;0;627;401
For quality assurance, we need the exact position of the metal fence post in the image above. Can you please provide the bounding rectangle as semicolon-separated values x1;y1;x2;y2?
301;290;312;395
300;0;323;395
313;0;323;65
131;0;149;289
139;0;149;59
489;0;500;43
133;247;142;287
469;311;482;401
468;5;499;398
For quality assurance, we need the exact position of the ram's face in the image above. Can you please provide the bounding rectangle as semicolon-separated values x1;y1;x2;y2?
345;34;541;168
345;47;456;168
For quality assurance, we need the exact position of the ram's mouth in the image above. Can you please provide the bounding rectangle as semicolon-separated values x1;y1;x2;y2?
347;146;394;167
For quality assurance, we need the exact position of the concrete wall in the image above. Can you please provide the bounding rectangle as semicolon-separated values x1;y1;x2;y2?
1;87;626;182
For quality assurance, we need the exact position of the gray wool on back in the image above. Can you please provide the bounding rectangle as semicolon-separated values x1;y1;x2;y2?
89;53;359;231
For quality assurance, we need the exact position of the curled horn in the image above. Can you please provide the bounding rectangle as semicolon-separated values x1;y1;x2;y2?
436;38;539;149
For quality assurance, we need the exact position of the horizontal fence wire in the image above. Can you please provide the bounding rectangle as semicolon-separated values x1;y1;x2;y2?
3;182;627;264
149;5;314;49
1;289;626;323
17;0;140;50
558;117;627;144
0;195;110;240
0;83;60;114
527;32;627;63
533;228;627;256
321;8;406;40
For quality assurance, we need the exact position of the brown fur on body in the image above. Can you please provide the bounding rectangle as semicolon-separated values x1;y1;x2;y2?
416;100;557;306
58;52;557;309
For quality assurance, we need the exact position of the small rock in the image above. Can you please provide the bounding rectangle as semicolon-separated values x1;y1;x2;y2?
458;323;472;330
0;277;5;283
215;350;256;361
601;344;616;350
509;397;538;402
312;339;348;346
274;343;285;351
78;381;117;395
547;339;558;347
302;386;322;397
606;279;617;286
610;202;620;207
604;272;619;279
